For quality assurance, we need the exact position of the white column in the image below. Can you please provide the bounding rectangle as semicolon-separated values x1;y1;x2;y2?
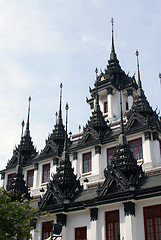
107;87;113;119
124;215;136;240
93;146;101;175
127;89;133;110
151;132;161;166
90;220;98;240
33;163;38;188
89;208;98;240
142;132;153;170
121;202;136;240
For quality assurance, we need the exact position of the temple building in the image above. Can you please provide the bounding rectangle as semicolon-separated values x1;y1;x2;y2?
1;20;161;240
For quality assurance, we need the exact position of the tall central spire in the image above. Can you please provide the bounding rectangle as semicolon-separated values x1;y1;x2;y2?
110;18;117;61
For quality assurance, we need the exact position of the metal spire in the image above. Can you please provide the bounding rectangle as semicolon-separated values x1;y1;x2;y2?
57;83;63;125
136;50;143;96
110;18;117;61
94;68;100;111
64;103;69;154
24;97;31;136
17;120;25;174
118;91;127;146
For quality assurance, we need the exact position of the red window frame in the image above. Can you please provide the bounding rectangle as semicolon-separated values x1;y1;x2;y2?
83;152;92;173
7;173;14;186
143;204;161;240
27;169;34;188
104;101;108;113
75;226;87;240
105;210;120;240
128;138;143;160
42;163;50;183
107;147;116;165
42;221;53;240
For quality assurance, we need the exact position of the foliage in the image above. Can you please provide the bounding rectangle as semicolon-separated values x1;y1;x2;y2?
0;187;40;240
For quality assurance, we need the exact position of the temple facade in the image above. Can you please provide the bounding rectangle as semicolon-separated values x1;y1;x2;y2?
1;21;161;240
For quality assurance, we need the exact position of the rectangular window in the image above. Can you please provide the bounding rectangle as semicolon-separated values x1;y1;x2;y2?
105;210;120;240
104;101;108;113
129;138;143;160
83;152;92;173
143;204;161;240
107;147;116;165
7;173;14;186
27;169;34;188
42;163;50;183
75;226;87;240
42;221;53;240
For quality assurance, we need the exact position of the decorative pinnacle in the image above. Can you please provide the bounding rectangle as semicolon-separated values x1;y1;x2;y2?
118;91;127;146
64;102;69;154
57;83;63;124
95;68;98;82
25;97;31;136
110;17;117;61
111;17;114;32
136;50;143;96
55;112;58;124
17;120;25;172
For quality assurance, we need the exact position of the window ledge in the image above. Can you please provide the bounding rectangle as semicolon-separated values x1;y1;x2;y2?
82;172;92;177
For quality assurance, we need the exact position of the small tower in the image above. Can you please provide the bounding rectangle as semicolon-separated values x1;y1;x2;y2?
97;92;144;196
7;121;30;201
87;19;137;123
6;97;37;168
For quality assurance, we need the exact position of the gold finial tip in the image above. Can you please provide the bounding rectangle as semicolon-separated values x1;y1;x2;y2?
60;83;63;88
95;68;98;74
111;18;114;25
28;96;31;101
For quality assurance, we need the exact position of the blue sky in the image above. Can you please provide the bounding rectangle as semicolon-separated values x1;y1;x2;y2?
0;0;161;171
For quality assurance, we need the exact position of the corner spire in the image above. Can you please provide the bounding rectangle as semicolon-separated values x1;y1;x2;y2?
118;91;127;146
57;83;63;125
17;120;25;172
94;68;100;112
8;120;30;201
64;102;69;154
136;50;144;96
24;97;31;137
110;18;117;61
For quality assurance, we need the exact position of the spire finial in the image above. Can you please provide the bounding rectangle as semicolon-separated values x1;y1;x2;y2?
118;91;127;146
64;102;69;154
94;68;100;111
55;112;58;124
136;50;143;96
24;97;31;136
17;120;25;173
57;83;63;124
110;18;117;60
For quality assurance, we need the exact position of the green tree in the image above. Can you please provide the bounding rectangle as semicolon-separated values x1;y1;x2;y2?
0;187;39;240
